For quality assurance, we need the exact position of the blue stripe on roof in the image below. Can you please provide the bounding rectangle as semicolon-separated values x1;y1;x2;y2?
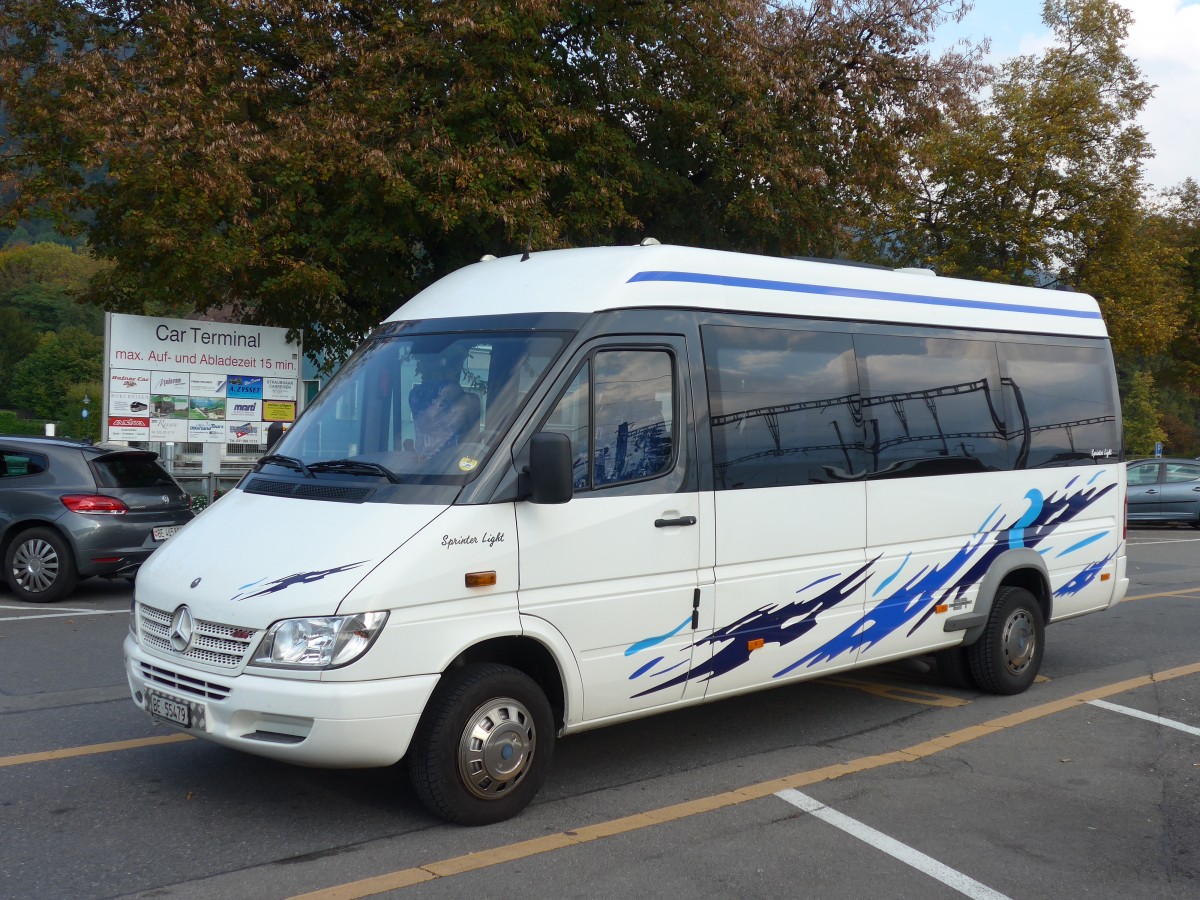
626;270;1103;320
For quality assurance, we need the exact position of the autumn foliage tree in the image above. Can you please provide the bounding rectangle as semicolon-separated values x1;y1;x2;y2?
0;0;979;362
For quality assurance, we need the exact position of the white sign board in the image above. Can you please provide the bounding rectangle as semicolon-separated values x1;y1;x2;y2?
104;313;303;443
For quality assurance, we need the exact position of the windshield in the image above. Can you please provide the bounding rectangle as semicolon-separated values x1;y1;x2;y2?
272;329;569;483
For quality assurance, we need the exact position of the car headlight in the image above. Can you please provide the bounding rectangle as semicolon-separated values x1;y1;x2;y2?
251;611;388;669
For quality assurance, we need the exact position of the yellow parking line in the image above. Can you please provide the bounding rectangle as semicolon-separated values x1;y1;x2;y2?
1123;588;1200;602
290;660;1200;900
0;734;193;768
824;677;970;707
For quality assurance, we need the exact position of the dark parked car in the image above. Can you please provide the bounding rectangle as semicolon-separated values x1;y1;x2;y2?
0;436;194;602
1127;457;1200;528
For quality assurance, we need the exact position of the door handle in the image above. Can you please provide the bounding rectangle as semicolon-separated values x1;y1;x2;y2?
655;516;697;528
1146;489;1158;494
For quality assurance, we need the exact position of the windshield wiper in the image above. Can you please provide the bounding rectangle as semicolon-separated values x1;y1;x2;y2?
258;454;313;478
308;459;404;483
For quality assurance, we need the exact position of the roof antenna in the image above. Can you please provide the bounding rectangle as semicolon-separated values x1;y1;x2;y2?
520;225;533;262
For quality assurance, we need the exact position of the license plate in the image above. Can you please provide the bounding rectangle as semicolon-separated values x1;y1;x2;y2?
148;690;190;726
152;525;182;541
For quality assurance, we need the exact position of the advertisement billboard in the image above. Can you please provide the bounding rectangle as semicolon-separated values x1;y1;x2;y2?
104;313;303;443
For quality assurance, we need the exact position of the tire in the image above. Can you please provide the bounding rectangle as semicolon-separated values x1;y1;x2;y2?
4;527;78;603
934;645;977;690
409;663;555;825
967;586;1044;695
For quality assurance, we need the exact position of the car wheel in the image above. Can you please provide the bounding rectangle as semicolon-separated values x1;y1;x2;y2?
5;527;78;603
934;645;977;689
409;663;555;825
967;586;1044;695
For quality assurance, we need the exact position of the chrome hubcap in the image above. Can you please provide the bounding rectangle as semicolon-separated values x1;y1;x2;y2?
1001;609;1037;674
13;539;60;593
458;697;536;800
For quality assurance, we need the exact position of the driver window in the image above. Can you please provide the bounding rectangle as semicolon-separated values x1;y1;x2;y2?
544;349;675;490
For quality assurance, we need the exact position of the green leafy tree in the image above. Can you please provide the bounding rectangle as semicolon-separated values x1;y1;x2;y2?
9;326;103;420
876;0;1166;357
0;242;108;333
0;306;38;407
1;0;980;363
61;380;102;442
1121;370;1166;457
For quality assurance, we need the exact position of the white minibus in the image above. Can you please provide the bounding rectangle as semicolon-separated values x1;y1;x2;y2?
125;242;1128;824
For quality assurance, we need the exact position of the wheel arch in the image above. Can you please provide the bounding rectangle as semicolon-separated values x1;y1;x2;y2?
952;549;1051;646
1;518;73;566
445;635;569;732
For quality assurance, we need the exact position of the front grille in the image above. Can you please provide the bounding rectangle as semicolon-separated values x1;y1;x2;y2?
137;661;231;701
138;603;259;669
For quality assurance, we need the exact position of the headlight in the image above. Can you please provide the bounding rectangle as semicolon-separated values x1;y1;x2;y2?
251;611;388;669
129;595;138;638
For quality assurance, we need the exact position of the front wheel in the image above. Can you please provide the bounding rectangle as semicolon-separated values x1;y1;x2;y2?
5;527;78;603
409;663;555;825
967;586;1045;695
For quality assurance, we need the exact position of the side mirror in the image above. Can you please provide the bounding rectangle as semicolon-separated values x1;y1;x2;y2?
527;432;573;504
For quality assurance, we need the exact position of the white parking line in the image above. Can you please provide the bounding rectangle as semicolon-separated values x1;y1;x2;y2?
1087;699;1200;736
777;789;1012;900
1126;536;1200;545
0;606;125;621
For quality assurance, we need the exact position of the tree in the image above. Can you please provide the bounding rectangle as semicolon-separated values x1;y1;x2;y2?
876;1;1156;309
9;326;103;420
1121;370;1166;457
1;0;980;363
0;241;108;333
0;306;38;407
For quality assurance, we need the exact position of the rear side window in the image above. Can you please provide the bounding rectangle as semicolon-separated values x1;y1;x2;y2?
997;342;1120;468
703;325;863;488
1165;463;1200;483
0;452;48;478
92;455;176;488
855;334;1009;477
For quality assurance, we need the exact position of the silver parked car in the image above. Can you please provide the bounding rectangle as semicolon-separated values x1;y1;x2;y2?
1126;457;1200;528
1;436;194;602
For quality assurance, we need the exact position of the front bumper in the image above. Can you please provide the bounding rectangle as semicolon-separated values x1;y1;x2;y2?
124;635;439;768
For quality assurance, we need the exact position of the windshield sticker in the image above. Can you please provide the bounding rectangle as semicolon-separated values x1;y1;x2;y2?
458;456;479;472
229;561;368;602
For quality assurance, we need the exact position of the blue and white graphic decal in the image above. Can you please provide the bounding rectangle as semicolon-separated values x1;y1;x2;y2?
628;562;874;698
628;475;1117;697
229;561;368;602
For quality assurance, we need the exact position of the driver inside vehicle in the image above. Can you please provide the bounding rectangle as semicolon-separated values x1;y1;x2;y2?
409;355;481;458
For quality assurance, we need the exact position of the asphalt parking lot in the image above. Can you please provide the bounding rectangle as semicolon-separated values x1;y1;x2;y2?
1;528;1198;900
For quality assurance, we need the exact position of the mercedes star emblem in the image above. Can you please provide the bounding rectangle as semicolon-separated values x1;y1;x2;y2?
169;606;195;653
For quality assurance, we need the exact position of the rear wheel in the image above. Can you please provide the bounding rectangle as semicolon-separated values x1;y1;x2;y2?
409;663;555;825
967;586;1044;695
5;527;78;603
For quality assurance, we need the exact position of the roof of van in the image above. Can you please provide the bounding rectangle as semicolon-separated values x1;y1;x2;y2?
389;243;1108;339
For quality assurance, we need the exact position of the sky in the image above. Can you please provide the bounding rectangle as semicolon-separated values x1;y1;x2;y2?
932;0;1200;192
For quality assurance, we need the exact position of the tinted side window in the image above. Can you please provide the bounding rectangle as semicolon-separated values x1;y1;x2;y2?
855;334;1008;478
544;349;675;490
92;455;176;488
1164;463;1200;483
0;452;47;477
703;325;864;488
998;343;1120;468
